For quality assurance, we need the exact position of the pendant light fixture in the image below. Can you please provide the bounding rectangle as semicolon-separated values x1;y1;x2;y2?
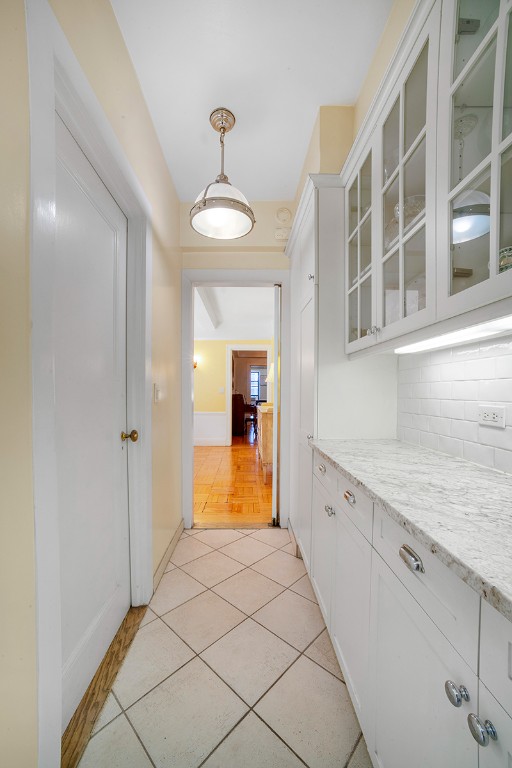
452;114;490;244
190;108;255;240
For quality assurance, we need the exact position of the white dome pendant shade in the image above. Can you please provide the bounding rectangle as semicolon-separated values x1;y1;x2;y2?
452;188;490;244
190;108;255;240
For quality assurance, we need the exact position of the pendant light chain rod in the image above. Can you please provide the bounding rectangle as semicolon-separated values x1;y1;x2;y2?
219;127;226;181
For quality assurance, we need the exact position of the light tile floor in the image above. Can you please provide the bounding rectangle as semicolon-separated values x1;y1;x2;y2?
78;527;372;768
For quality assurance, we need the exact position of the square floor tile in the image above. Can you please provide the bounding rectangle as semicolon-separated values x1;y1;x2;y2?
162;591;245;653
113;620;194;708
201;618;298;706
149;569;206;616
252;590;324;651
91;692;122;735
249;528;291;548
251;550;306;587
170;536;214;566
79;714;152;768
139;607;159;627
193;529;245;549
127;658;248;768
255;656;360;768
281;542;296;556
180;550;245;588
202;712;304;768
289;573;317;603
348;736;373;768
212;568;284;615
164;560;176;573
305;628;343;680
219;537;275;566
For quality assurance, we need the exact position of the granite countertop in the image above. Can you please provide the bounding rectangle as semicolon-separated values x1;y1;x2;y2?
311;438;512;622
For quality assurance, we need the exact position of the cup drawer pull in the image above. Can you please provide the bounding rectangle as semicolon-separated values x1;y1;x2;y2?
343;490;356;505
399;544;425;574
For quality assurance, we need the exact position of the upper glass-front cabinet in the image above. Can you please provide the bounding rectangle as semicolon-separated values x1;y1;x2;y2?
345;2;440;351
437;0;512;317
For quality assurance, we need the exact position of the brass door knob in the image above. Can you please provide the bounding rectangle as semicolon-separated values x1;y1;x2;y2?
121;429;139;443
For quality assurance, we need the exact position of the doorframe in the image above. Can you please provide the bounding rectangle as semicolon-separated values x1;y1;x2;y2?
26;1;153;763
225;343;272;446
181;269;291;531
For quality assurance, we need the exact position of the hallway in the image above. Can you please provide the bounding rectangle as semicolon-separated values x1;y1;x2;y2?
77;527;371;767
194;427;272;528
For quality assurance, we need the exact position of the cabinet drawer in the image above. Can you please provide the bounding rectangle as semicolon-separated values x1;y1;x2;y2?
335;475;373;542
480;600;512;720
373;505;480;671
313;452;338;496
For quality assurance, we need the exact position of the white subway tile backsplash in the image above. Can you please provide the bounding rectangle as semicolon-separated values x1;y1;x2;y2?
495;448;512;473
397;334;512;474
452;381;479;400
438;435;463;458
419;432;439;451
479;379;512;402
495;356;512;378
440;400;465;419
429;416;452;436
463;442;495;468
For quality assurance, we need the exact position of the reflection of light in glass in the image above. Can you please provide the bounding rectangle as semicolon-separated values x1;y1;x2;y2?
395;315;512;354
452;190;490;244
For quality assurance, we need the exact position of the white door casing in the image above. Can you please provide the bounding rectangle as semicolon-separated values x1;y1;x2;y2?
55;115;131;730
27;0;153;762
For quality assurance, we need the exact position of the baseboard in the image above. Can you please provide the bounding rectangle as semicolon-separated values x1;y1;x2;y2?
153;520;184;592
287;520;302;560
194;438;229;446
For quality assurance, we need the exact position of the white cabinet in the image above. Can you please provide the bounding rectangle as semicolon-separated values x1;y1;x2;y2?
310;476;336;626
476;683;512;767
330;504;372;730
296;442;313;570
368;552;478;768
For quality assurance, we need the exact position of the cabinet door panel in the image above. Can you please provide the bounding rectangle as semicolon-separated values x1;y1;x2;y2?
299;297;315;441
478;683;512;768
299;203;315;309
331;511;372;730
311;477;336;626
368;554;477;768
297;443;313;571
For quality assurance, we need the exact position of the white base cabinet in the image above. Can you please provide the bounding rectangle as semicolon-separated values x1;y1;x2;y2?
310;477;336;627
477;683;512;768
369;552;477;768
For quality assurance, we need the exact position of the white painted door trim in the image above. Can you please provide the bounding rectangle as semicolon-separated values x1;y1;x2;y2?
26;1;153;764
225;343;272;447
181;269;291;531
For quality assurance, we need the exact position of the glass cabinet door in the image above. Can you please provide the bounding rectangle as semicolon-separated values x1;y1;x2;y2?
378;36;432;337
438;0;512;317
346;150;375;345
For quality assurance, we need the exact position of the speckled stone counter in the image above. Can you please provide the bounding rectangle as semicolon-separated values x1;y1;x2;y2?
311;438;512;622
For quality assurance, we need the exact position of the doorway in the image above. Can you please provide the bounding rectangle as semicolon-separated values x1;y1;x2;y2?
181;271;290;532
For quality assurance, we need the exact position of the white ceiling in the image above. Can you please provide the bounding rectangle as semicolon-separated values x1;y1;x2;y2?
110;0;394;202
194;287;275;339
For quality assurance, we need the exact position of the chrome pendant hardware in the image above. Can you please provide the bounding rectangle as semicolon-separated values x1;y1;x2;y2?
318;464;327;475
121;429;139;443
399;544;425;573
344;490;356;505
467;714;498;746
308;273;315;281
445;680;470;707
325;505;335;517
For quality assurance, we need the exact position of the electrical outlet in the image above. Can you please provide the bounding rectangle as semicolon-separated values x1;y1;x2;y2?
478;404;506;428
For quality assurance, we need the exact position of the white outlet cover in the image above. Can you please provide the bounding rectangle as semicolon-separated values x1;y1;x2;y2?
478;404;506;428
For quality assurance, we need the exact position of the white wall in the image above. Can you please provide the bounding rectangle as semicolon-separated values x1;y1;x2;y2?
397;335;512;473
193;412;228;446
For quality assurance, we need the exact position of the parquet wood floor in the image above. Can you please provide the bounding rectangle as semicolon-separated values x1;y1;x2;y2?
193;426;272;528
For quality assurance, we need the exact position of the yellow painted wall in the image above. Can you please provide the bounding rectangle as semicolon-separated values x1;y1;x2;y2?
354;0;417;136
194;341;272;412
0;3;38;764
48;0;183;577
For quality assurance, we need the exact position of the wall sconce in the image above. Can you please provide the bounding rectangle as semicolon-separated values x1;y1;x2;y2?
193;358;198;369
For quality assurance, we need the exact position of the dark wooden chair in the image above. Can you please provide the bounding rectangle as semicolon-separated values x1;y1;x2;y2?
232;394;245;436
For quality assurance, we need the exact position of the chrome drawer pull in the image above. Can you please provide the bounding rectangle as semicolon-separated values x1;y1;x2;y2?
399;544;425;574
343;490;356;505
445;680;470;708
318;464;326;475
325;505;335;517
307;434;313;440
308;273;315;281
467;714;497;746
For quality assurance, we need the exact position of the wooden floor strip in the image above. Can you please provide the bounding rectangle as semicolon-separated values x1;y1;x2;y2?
61;605;147;768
